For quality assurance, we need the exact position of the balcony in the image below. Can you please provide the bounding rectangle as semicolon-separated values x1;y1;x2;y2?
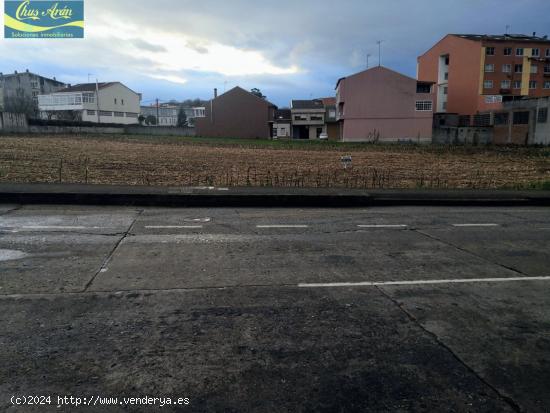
499;89;512;95
38;92;95;111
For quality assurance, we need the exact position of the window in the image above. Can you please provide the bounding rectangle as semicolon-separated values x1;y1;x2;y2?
99;110;113;116
31;91;39;97
502;64;512;73
544;64;550;74
87;110;96;115
513;111;529;125
531;65;538;74
121;99;124;105
544;81;550;89
516;48;524;56
483;80;493;89
538;108;548;123
415;100;433;111
114;111;124;117
504;47;512;56
501;80;511;89
444;56;450;65
494;112;509;125
485;95;502;104
125;112;138;118
416;83;432;93
513;80;522;89
310;115;323;121
114;98;117;104
485;64;494;72
30;80;39;89
443;86;448;95
82;93;95;103
547;49;550;57
442;102;447;110
294;115;307;121
529;81;537;89
515;64;523;73
532;48;540;57
444;72;449;81
486;47;495;56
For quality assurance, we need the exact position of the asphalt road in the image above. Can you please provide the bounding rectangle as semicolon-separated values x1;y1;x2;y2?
1;204;549;412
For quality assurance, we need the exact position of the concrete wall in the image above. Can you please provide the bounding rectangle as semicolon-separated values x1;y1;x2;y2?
336;66;433;142
0;112;28;131
125;126;195;136
195;87;276;139
432;126;493;145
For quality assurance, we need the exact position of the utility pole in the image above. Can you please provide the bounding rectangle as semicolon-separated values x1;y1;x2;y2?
367;54;372;69
376;40;384;67
156;98;159;127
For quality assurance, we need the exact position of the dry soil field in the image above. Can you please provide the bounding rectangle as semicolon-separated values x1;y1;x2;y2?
0;135;549;189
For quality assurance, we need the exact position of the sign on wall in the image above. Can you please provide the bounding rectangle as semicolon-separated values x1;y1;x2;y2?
4;0;84;39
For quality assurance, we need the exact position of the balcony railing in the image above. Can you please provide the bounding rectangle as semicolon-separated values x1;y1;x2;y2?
38;92;95;108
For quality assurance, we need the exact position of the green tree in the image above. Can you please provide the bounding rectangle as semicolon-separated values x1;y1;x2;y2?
138;115;145;125
177;107;187;127
4;92;38;118
250;88;266;99
145;115;157;126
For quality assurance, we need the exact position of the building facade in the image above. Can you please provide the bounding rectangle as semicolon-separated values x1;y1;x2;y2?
493;96;549;145
38;82;141;124
195;87;277;139
273;109;292;138
418;34;550;119
141;105;178;126
336;66;434;142
183;107;206;127
0;69;65;112
290;100;326;139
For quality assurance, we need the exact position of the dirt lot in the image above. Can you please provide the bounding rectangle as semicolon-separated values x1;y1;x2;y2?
0;135;549;189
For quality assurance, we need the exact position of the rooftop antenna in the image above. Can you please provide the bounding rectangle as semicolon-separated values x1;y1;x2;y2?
505;25;511;35
367;53;372;69
87;73;94;83
376;40;384;66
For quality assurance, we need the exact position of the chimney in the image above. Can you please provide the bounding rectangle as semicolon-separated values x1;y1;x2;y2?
14;70;18;74
53;76;56;81
533;31;537;37
214;88;218;98
26;68;29;73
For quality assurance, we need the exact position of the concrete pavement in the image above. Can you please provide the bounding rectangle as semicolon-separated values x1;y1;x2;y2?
1;204;550;411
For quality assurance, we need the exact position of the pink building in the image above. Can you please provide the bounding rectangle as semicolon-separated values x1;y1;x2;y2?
335;66;434;142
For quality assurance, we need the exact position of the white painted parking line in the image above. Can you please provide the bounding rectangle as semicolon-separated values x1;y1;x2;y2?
357;224;408;228
18;226;111;230
452;223;499;227
256;225;309;228
299;276;550;288
145;225;203;229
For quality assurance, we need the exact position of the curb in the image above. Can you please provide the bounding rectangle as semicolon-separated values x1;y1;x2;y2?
1;184;549;207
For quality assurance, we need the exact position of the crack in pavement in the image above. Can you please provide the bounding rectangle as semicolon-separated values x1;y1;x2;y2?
412;228;529;277
374;284;522;412
82;210;143;292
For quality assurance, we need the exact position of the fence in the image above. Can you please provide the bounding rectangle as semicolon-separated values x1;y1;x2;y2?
0;112;28;131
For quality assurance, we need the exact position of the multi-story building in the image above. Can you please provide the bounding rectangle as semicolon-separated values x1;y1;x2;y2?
38;82;141;124
318;97;339;140
493;96;549;145
336;66;434;142
141;104;178;126
418;33;550;121
0;69;65;112
273;109;292;138
290;99;326;139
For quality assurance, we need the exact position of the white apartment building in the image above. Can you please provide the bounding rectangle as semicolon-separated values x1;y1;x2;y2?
141;105;178;126
38;82;141;124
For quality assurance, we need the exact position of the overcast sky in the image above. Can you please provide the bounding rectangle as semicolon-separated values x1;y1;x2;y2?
2;0;549;106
